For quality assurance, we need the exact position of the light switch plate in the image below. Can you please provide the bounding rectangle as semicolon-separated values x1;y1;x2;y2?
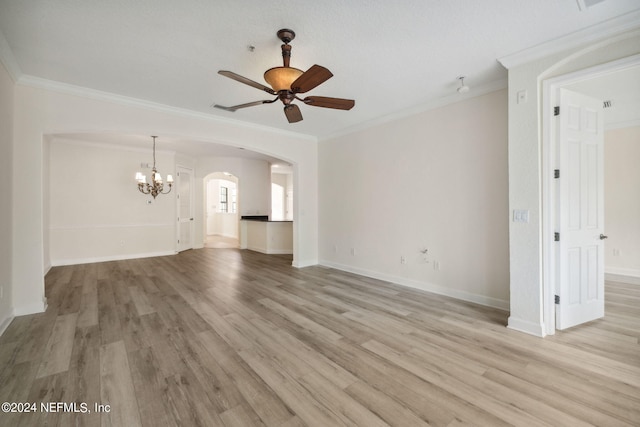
513;209;530;223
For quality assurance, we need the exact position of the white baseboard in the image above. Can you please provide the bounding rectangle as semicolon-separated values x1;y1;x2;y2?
507;316;546;337
606;273;640;285
319;259;510;311
0;312;15;337
292;259;318;268
51;250;176;267
245;246;293;255
605;267;640;285
13;300;46;316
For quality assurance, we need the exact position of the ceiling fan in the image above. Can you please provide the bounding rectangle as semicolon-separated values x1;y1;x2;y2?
213;29;355;123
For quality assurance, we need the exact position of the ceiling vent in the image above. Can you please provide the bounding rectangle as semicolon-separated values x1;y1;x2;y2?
576;0;607;11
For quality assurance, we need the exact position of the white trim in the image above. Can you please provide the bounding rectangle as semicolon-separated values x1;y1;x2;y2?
50;136;177;155
51;250;176;267
292;259;317;268
498;10;640;69
0;312;15;337
50;223;174;230
507;316;546;337
0;28;21;82
319;79;507;141
14;300;47;316
244;247;293;255
605;118;640;131
541;54;640;336
605;272;640;286
320;259;510;311
16;75;317;142
605;266;640;278
177;164;195;253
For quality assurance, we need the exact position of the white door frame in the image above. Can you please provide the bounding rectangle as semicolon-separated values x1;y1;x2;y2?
176;165;195;252
541;53;640;335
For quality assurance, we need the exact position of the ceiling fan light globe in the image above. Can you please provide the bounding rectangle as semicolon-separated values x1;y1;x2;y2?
264;67;304;91
457;85;470;94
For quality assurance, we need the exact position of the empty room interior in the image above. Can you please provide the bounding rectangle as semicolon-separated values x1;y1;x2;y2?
0;1;639;426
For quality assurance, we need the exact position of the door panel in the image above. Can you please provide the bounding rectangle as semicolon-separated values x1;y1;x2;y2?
177;166;194;252
556;88;605;330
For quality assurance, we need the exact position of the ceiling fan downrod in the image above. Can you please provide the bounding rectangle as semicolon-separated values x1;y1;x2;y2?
277;29;295;68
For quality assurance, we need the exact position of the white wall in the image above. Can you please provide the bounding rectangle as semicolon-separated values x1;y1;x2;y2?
48;138;176;264
0;61;14;333
271;172;288;221
197;157;271;246
206;175;238;238
605;126;640;278
503;29;640;336
319;90;510;309
11;82;318;316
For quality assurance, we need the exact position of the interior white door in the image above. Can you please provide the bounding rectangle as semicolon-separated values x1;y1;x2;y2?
177;166;194;252
556;88;605;330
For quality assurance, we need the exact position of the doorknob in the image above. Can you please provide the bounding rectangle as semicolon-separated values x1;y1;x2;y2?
599;234;608;240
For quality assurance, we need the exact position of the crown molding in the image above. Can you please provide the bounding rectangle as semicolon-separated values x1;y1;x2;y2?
498;10;640;69
319;78;507;142
50;136;177;155
0;28;22;82
16;75;317;142
605;118;640;131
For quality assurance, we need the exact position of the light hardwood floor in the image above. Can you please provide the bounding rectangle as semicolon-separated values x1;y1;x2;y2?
205;235;240;249
0;248;638;426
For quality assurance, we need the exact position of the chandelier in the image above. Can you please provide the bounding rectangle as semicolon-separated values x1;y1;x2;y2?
135;135;173;198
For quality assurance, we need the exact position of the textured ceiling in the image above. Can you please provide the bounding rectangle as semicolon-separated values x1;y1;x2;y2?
1;0;639;141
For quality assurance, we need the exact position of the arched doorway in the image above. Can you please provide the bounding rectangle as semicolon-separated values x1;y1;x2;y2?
204;172;239;248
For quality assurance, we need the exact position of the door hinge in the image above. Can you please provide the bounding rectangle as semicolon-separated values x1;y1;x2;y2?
554;169;560;179
555;295;560;304
554;106;560;116
554;232;560;242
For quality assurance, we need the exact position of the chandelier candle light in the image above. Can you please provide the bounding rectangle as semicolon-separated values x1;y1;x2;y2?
135;135;173;198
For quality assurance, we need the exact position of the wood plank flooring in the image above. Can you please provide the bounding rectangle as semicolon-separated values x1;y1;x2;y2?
0;248;638;426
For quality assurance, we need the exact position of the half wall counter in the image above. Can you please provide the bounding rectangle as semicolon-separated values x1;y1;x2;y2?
240;216;293;255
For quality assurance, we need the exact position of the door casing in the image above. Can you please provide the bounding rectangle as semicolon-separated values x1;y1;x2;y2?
541;54;640;335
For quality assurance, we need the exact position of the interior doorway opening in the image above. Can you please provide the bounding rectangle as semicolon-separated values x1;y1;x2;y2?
204;172;239;249
271;164;293;221
542;54;640;335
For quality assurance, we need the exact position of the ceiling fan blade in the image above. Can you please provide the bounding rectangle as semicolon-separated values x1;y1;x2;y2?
303;96;355;110
284;104;303;123
290;65;333;94
218;70;276;95
213;98;278;112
